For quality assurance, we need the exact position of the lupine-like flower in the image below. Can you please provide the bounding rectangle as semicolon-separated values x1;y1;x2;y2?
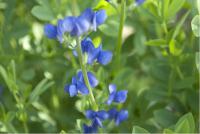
64;71;98;97
106;84;128;105
108;108;128;126
44;8;107;43
85;110;109;127
74;38;113;65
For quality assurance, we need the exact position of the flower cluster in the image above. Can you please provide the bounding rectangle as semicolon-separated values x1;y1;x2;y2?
73;38;113;65
83;84;128;133
64;71;98;97
44;8;107;43
44;7;128;133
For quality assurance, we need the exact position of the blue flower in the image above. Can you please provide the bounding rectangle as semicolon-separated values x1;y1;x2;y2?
44;8;107;43
44;24;57;39
135;0;145;5
108;108;128;126
80;38;113;65
83;121;98;134
85;110;109;127
106;84;128;105
64;71;98;97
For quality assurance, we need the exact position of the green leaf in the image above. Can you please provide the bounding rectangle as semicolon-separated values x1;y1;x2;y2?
167;0;185;19
0;65;9;86
28;78;54;104
145;39;167;47
94;0;117;16
31;5;54;21
132;126;150;134
99;15;119;37
154;109;177;128
191;15;200;37
175;113;195;133
163;129;174;134
169;39;182;56
171;11;190;40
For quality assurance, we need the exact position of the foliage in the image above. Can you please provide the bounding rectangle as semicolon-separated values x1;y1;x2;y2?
0;0;199;133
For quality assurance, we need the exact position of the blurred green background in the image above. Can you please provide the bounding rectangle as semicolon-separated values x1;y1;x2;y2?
0;0;199;133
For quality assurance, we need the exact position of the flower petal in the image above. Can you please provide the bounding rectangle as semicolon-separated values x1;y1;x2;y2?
108;108;118;120
87;72;99;87
106;92;115;105
62;16;75;33
95;10;107;26
109;84;117;93
68;84;78;97
97;110;109;120
93;118;103;127
44;24;57;39
115;109;128;126
86;110;95;119
83;124;97;134
77;81;89;95
97;50;113;65
57;19;64;43
114;90;128;103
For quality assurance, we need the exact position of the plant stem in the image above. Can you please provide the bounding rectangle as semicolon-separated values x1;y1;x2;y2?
115;0;126;70
75;37;98;111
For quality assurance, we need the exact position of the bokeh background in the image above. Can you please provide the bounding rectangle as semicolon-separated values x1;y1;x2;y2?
0;0;199;133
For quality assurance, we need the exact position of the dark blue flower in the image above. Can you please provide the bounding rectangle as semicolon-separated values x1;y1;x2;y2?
108;108;128;126
135;0;145;5
83;123;97;133
80;38;113;65
106;84;128;105
85;110;109;127
64;71;98;97
44;24;57;39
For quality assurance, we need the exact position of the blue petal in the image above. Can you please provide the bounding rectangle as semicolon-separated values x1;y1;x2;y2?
109;84;117;93
57;19;64;43
93;118;103;127
108;108;118;120
106;92;115;105
72;76;77;85
95;10;107;26
64;84;70;93
86;110;96;119
68;84;77;97
97;50;113;65
115;109;128;126
96;110;109;120
77;81;89;95
136;0;145;5
87;72;99;88
62;16;75;33
44;24;57;39
83;124;97;134
87;45;101;65
77;8;93;34
77;71;84;83
114;90;128;103
73;50;78;57
81;38;94;53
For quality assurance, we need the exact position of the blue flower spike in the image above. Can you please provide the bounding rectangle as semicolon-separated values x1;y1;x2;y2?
108;108;128;126
135;0;145;5
106;84;128;105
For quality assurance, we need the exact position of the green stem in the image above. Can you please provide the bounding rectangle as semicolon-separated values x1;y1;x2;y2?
115;0;126;70
75;37;98;111
23;120;28;133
